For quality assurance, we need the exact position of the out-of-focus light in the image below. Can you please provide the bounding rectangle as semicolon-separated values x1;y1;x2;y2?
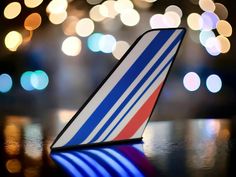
5;31;23;52
206;74;222;93
112;41;130;59
49;11;67;25
165;5;183;18
46;0;68;14
20;71;34;91
199;30;215;46
133;0;152;9
115;0;134;14
76;18;94;37
120;9;140;26
89;5;106;22
99;34;116;53
0;74;13;93
187;13;202;30
87;33;103;52
144;0;158;2
24;0;43;8
98;4;109;17
214;3;228;20
87;0;103;5
205;37;221;56
6;159;21;173
201;12;219;31
4;2;21;19
61;36;82;56
31;70;49;90
24;13;42;31
216;20;232;37
217;35;230;53
164;11;181;27
199;0;215;12
183;72;201;92
62;16;78;36
150;14;166;29
102;0;119;18
58;109;76;124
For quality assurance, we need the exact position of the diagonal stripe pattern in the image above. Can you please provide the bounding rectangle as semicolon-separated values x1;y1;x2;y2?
51;28;185;149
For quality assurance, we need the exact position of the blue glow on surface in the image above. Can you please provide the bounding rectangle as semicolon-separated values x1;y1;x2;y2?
89;150;129;177
51;154;83;177
103;149;144;177
0;74;13;93
62;152;98;177
31;70;49;90
74;152;111;177
99;34;116;53
20;71;34;91
87;33;103;52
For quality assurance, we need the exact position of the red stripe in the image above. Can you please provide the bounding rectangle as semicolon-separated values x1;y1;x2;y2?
114;82;163;140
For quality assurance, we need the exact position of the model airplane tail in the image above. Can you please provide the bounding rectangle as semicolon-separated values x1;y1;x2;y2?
51;28;186;150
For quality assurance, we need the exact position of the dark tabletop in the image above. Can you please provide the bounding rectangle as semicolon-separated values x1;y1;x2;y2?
0;112;235;177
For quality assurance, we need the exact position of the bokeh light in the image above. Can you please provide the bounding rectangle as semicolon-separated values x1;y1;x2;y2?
216;35;230;54
164;11;181;27
214;3;228;20
49;11;67;25
61;36;82;56
205;37;221;56
183;72;201;92
112;41;130;60
5;31;23;52
115;0;134;14
24;13;42;30
120;9;140;26
46;0;68;14
20;71;35;91
199;0;215;12
0;74;13;93
89;5;106;22
102;0;119;18
31;70;49;90
216;20;232;37
75;18;95;37
87;33;104;52
150;14;166;29
6;159;21;173
87;0;103;5
187;13;202;30
62;16;78;36
4;2;21;19
206;74;222;93
165;5;183;18
199;30;215;47
201;11;219;31
99;34;116;53
24;0;43;8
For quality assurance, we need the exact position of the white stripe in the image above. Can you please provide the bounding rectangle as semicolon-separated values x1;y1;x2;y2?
105;65;171;141
81;30;182;144
97;42;180;142
131;118;149;139
53;31;159;148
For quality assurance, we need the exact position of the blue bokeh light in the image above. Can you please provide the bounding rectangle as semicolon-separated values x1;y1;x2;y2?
20;71;34;91
87;33;103;52
31;70;49;90
0;74;13;93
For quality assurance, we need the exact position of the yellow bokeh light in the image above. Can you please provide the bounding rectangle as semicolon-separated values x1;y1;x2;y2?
6;159;21;173
187;13;203;30
4;2;21;19
115;0;134;14
49;11;67;25
87;0;103;5
120;9;140;26
76;18;94;37
62;16;78;36
214;3;228;20
5;31;23;52
24;0;43;8
165;5;183;18
133;0;152;9
89;5;106;22
216;20;232;37
46;0;68;14
164;11;181;27
217;35;230;53
112;41;130;60
199;0;215;12
99;4;109;17
24;13;42;31
103;0;119;18
61;36;82;56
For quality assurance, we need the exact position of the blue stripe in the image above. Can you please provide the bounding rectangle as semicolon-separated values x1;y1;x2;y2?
66;30;176;146
103;57;174;141
89;31;184;143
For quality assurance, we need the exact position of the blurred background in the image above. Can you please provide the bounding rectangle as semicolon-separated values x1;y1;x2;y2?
0;0;235;120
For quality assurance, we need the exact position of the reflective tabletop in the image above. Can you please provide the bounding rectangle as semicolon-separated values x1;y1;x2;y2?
0;113;235;177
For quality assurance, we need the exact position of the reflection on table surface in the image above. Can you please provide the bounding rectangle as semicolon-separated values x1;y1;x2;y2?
0;110;235;177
